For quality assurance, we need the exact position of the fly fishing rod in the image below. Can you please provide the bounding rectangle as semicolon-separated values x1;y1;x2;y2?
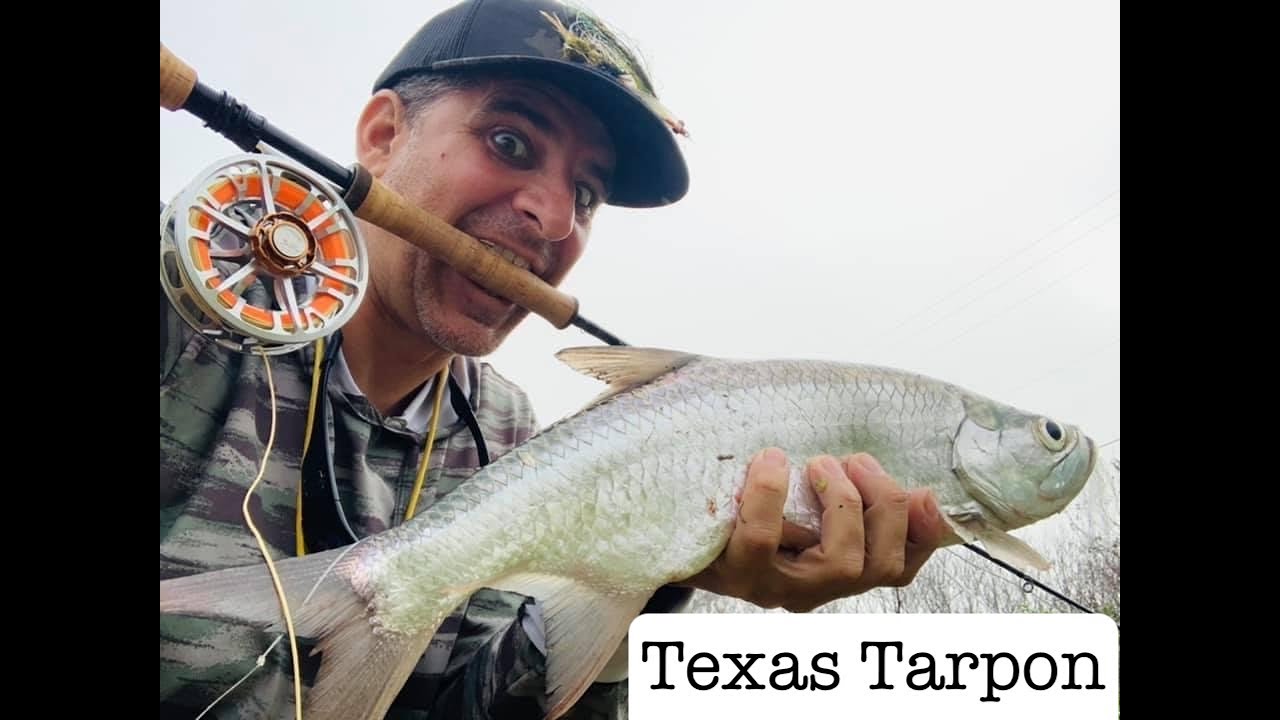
160;41;626;354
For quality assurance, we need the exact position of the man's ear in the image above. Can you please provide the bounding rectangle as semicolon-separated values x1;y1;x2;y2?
355;90;409;177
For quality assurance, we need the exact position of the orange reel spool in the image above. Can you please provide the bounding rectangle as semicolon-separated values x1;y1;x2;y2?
160;153;368;355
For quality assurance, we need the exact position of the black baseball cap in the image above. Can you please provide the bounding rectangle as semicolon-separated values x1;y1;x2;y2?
373;0;689;208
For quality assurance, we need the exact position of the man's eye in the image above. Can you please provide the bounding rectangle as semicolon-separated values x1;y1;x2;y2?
575;183;597;209
491;131;529;161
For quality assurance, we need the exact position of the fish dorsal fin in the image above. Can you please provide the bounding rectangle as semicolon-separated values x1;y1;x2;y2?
555;346;697;407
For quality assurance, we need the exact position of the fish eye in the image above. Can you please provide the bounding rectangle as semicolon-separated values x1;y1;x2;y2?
1045;421;1062;441
1035;418;1068;451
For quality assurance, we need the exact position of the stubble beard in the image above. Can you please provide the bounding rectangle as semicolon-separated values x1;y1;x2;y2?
409;220;540;357
410;253;509;357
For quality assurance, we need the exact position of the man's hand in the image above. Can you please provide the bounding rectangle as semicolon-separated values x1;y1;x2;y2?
682;447;946;613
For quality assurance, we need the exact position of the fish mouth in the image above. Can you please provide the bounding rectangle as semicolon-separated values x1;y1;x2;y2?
1085;435;1098;477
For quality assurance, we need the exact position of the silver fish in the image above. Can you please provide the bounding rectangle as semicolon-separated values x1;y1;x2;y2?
159;346;1096;719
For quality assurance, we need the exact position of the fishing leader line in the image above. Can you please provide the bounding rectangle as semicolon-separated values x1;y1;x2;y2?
960;543;1117;630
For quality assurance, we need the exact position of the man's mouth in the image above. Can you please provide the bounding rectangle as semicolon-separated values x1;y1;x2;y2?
474;238;540;275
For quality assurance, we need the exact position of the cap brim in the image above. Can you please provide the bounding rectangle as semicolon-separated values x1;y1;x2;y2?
429;56;688;208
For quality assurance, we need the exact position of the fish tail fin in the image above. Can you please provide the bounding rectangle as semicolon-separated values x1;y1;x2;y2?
304;609;434;720
159;546;358;635
160;545;439;719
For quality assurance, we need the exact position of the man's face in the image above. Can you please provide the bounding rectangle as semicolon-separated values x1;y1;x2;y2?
367;77;616;357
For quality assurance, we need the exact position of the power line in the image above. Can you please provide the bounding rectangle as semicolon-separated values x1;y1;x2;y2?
919;248;1112;354
876;189;1119;344
891;211;1119;353
1006;337;1120;394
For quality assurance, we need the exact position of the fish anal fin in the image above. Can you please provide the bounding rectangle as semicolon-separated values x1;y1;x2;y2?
486;573;650;719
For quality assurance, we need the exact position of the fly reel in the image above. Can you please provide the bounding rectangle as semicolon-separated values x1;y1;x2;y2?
160;153;368;355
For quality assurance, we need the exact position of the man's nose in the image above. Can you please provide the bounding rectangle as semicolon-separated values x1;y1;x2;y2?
512;178;575;242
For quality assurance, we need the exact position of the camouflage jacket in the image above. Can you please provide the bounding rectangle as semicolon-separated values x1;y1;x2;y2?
159;208;632;718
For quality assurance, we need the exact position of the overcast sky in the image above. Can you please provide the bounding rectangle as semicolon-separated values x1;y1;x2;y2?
160;0;1119;469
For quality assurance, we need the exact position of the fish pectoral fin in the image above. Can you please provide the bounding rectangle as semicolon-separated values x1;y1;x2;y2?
486;573;651;719
555;346;697;407
941;513;980;544
975;528;1052;573
943;515;1052;573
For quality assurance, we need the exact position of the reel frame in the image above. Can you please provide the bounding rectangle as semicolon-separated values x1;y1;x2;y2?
160;152;369;356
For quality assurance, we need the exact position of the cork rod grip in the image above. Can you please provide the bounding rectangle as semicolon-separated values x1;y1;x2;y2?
160;43;198;111
354;173;579;329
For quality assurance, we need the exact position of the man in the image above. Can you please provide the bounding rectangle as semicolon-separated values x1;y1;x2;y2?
159;0;947;718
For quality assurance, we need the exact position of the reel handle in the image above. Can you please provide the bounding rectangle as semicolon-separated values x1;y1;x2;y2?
160;43;197;111
347;166;579;329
